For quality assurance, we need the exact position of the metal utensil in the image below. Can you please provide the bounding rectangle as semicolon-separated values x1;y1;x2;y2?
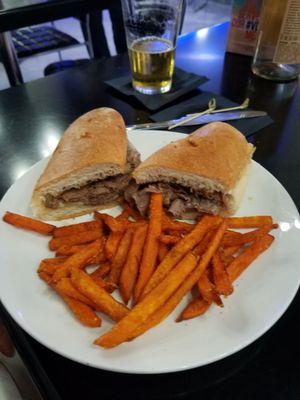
168;98;250;130
168;98;217;130
126;110;267;131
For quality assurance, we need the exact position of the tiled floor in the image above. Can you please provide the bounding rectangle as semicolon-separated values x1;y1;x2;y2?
0;1;231;91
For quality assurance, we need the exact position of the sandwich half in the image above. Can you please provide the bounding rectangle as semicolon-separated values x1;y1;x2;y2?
125;122;254;218
31;108;140;220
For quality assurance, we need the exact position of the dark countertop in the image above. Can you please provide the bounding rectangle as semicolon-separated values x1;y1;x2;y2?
0;22;299;400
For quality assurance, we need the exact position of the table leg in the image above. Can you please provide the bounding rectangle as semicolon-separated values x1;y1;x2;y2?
81;12;110;59
0;32;23;86
84;13;95;59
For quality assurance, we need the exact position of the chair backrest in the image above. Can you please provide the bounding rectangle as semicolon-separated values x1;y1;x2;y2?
11;26;79;58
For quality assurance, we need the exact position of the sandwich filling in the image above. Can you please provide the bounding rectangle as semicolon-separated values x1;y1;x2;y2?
125;181;224;218
44;146;140;209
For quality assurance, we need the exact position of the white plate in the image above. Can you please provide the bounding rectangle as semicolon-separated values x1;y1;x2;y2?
0;130;299;374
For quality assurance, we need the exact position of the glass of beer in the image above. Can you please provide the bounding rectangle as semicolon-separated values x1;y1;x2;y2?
121;0;184;94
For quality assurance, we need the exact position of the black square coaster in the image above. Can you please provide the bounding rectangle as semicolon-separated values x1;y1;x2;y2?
105;67;209;111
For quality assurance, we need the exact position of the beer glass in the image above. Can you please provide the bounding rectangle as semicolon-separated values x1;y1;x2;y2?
121;0;184;94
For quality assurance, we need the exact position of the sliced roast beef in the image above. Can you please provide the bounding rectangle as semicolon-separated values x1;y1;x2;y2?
124;180;139;203
127;144;141;168
132;188;150;216
60;174;130;206
61;186;90;203
44;144;140;209
125;181;223;218
168;198;186;217
46;173;131;209
44;194;60;209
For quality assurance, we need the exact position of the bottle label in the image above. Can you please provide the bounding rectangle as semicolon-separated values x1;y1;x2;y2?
227;0;263;56
273;0;300;64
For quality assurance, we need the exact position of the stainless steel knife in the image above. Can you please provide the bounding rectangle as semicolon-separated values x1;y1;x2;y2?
126;110;267;131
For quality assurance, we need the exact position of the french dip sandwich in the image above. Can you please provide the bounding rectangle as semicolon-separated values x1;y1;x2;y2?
125;122;254;218
31;108;140;220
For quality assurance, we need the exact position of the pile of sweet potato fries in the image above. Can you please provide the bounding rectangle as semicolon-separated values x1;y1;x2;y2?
2;193;277;348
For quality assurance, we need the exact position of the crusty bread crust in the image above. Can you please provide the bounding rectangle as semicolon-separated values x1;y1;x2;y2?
31;199;121;221
35;108;127;192
223;162;251;216
133;122;254;191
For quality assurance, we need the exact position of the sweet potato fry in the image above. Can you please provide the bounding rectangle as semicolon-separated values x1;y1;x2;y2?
53;220;102;238
105;231;123;260
90;262;111;279
123;203;143;221
56;244;86;256
56;242;106;264
227;234;274;282
71;269;129;321
212;252;233;296
102;280;117;293
158;243;169;263
38;270;52;284
51;266;73;284
38;257;66;275
193;229;217;256
89;254;105;265
41;257;67;265
56;290;101;328
94;211;129;232
220;230;242;247
225;216;273;229
224;255;235;266
219;238;240;265
220;245;241;259
178;234;275;322
128;221;227;340
221;225;275;248
49;229;102;251
134;193;163;303
55;278;96;307
219;247;238;266
95;252;198;348
177;297;211;322
109;228;134;285
90;275;117;293
116;208;131;221
165;230;184;237
198;271;223;306
141;215;223;299
51;240;102;283
159;234;180;245
119;224;148;304
3;211;55;235
162;214;194;232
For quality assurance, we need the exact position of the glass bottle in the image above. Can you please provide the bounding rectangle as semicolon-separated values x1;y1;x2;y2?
252;0;300;81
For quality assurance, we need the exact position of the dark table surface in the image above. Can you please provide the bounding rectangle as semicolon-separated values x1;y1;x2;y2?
0;22;300;400
0;0;109;32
